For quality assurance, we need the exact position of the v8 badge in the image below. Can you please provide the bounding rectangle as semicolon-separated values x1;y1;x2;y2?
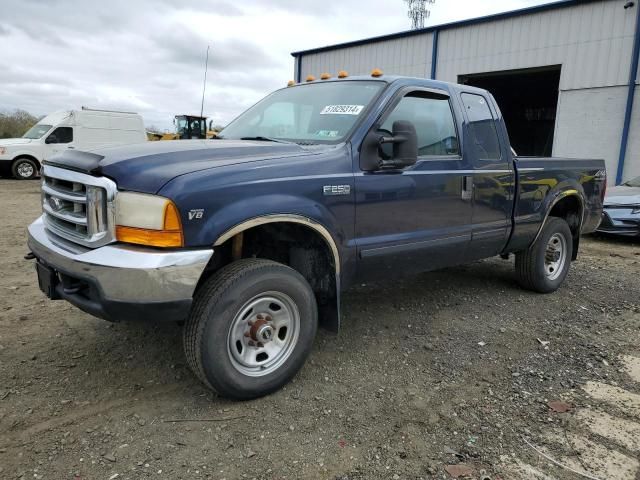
188;209;204;220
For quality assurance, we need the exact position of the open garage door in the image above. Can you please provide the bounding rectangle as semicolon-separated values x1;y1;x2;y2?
459;66;561;157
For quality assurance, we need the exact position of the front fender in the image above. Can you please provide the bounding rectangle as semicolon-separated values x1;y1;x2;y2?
9;148;43;163
194;193;344;258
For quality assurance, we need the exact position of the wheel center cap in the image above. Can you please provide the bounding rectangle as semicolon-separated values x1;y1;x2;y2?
248;317;275;344
548;250;561;262
257;325;274;342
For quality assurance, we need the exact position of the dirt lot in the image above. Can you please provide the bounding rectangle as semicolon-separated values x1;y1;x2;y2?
1;179;639;480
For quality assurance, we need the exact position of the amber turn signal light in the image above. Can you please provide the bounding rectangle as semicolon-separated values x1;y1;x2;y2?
116;201;184;248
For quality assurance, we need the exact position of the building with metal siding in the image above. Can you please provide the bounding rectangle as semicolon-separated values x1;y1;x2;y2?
292;0;640;185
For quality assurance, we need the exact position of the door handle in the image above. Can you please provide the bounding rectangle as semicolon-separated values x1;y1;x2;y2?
68;146;75;149
461;175;473;201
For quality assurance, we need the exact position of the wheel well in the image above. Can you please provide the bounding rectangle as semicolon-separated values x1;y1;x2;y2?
13;155;41;170
200;222;339;331
548;195;582;260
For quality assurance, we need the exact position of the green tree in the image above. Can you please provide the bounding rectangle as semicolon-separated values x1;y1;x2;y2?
0;110;40;139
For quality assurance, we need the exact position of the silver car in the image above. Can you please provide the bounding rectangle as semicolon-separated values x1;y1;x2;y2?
597;176;640;237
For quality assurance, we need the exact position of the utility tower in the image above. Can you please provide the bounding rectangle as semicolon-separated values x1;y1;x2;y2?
404;0;436;30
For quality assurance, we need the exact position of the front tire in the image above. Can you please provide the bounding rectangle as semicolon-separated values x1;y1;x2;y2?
183;259;318;400
12;158;38;180
515;217;573;293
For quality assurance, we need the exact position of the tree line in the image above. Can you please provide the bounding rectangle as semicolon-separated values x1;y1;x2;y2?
0;110;40;139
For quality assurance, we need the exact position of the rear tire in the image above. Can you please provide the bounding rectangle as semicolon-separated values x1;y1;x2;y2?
515;217;573;293
183;258;318;400
12;158;38;180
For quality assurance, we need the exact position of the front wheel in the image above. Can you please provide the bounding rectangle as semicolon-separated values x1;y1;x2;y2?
183;259;318;400
12;158;39;180
515;217;573;293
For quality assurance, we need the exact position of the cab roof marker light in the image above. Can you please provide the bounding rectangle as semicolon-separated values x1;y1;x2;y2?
337;70;349;78
305;75;316;82
320;73;332;80
287;80;295;87
371;68;383;77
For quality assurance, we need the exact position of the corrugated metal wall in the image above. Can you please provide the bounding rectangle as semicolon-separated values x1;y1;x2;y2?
436;0;635;90
299;1;634;89
553;86;628;180
624;89;640;181
299;34;433;79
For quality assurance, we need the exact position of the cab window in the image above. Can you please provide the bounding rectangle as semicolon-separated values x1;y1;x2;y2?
380;92;459;157
460;93;501;160
46;127;73;144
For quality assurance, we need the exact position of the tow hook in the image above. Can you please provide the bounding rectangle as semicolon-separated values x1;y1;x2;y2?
24;251;35;260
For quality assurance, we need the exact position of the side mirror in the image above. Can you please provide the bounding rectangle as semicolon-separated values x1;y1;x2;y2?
379;120;418;169
360;120;418;171
45;135;58;144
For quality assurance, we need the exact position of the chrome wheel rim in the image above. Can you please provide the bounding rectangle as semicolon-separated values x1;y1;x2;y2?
227;292;300;377
17;162;34;178
544;232;567;281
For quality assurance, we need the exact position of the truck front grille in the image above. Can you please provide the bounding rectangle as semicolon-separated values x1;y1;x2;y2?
41;165;117;248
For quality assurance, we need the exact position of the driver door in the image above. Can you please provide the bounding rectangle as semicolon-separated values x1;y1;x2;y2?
355;88;473;280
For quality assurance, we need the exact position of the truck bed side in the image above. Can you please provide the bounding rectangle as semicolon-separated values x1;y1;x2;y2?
505;157;606;253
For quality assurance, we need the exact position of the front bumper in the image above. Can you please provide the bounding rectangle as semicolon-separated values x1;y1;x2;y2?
27;216;213;322
597;207;640;237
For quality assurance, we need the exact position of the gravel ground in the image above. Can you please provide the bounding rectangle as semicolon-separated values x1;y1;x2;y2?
1;179;639;480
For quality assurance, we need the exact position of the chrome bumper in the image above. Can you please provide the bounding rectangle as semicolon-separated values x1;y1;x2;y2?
27;216;213;321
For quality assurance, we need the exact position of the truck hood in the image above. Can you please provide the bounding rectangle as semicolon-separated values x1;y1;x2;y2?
0;138;33;146
44;139;315;193
604;185;640;206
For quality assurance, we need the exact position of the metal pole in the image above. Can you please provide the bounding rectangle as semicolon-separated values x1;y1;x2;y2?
616;4;640;185
200;45;210;118
430;29;439;80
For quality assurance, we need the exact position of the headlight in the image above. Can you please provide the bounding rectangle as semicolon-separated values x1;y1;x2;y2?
115;192;183;247
632;206;640;214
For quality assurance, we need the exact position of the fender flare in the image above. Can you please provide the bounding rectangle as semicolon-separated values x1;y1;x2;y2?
531;189;585;245
214;213;341;276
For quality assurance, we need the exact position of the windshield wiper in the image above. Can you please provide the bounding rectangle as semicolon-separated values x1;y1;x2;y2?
240;136;293;144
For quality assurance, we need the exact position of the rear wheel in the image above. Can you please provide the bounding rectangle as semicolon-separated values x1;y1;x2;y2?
183;258;318;400
515;217;573;293
12;158;38;180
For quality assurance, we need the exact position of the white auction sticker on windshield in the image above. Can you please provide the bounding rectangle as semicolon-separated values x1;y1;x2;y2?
320;105;364;115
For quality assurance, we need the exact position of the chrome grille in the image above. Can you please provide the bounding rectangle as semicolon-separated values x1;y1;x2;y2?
41;165;117;248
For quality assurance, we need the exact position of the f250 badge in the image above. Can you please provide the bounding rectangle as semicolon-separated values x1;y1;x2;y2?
323;185;351;196
188;209;204;220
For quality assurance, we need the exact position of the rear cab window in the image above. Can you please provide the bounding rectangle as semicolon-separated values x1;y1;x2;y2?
460;93;501;160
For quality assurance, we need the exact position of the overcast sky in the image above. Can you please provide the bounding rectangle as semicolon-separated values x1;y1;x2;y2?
0;0;556;131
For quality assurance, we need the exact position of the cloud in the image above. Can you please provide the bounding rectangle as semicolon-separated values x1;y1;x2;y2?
152;30;279;71
0;0;556;131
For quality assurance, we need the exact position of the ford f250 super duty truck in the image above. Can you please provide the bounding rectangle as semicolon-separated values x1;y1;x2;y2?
27;73;606;399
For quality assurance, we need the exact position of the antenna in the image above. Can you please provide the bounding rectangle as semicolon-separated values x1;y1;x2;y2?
200;45;210;118
404;0;436;30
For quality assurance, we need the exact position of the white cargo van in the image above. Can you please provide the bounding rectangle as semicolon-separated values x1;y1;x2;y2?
0;108;147;179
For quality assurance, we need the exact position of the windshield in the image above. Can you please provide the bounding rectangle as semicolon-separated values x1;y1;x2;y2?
22;124;53;139
623;176;640;187
219;81;385;144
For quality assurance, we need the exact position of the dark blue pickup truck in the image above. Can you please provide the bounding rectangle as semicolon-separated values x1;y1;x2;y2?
27;73;606;399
